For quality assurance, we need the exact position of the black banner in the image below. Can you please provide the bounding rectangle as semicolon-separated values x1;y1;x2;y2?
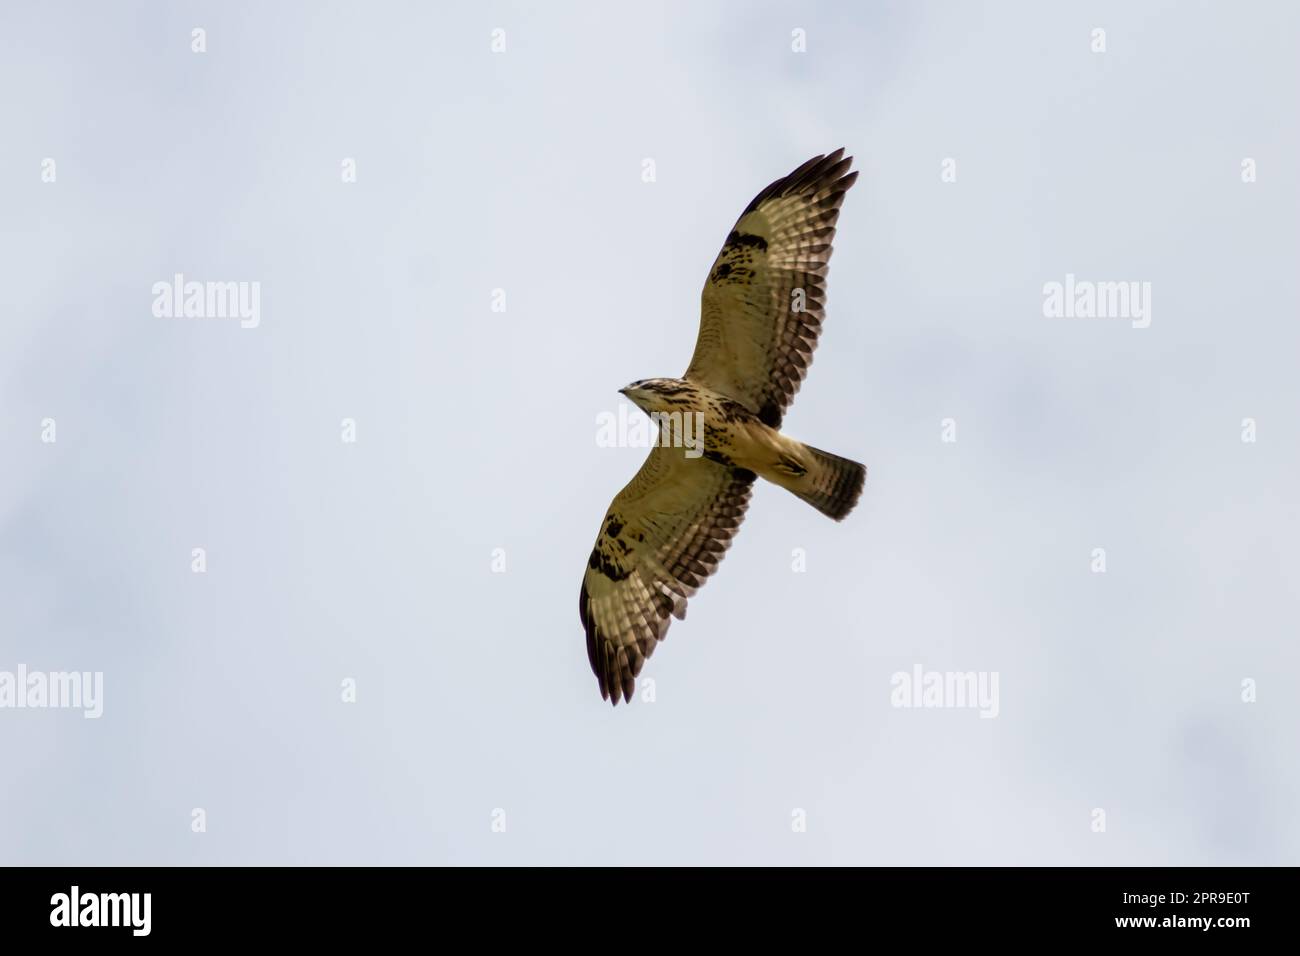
0;867;1283;942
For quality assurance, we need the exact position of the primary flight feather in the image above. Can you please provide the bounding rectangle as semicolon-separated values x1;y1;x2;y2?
579;149;865;705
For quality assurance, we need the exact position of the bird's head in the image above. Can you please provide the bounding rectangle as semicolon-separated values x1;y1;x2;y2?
619;378;679;415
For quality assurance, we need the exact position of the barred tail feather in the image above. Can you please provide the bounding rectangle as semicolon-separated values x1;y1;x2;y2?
787;444;866;521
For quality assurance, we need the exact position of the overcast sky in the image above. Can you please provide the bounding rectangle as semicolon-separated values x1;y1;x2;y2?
1;0;1297;865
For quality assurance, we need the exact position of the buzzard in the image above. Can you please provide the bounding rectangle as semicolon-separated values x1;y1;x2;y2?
580;149;865;705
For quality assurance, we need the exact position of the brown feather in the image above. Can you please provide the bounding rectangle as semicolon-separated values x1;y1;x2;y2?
686;150;857;428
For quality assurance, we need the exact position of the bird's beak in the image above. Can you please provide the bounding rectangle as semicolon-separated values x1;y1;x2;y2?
618;387;629;397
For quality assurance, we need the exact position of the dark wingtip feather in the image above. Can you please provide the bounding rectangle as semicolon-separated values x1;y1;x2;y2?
741;149;857;217
579;581;615;702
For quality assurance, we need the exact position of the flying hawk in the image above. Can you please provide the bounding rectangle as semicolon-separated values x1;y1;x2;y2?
580;149;865;705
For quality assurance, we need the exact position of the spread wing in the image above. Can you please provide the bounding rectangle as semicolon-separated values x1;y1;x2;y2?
685;149;857;428
579;447;755;705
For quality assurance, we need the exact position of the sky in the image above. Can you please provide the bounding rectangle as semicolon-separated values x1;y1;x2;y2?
0;0;1297;865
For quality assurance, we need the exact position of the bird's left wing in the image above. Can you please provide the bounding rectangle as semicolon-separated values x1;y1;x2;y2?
685;149;857;428
579;446;755;705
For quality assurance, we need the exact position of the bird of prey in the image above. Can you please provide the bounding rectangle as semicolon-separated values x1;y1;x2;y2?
579;149;865;705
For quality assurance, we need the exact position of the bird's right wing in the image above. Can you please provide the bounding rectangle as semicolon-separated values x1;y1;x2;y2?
579;446;755;705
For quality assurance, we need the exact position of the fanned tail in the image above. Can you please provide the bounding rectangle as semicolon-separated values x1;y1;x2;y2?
783;444;866;521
